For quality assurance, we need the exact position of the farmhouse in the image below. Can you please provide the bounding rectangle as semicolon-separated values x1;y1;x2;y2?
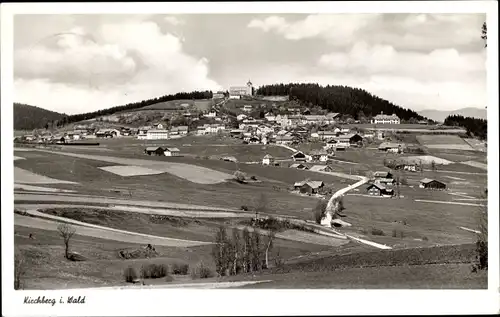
290;163;309;170
262;154;275;166
326;112;340;121
230;129;244;137
291;151;308;162
264;112;276;122
212;92;225;99
294;180;325;195
310;149;329;162
309;165;334;172
366;183;394;197
246;136;260;144
333;133;363;147
144;147;164;156
164;147;180;157
303;115;327;125
375;178;396;186
152;122;165;130
379;142;404;153
237;114;248;121
318;131;338;140
205;110;217;118
371;112;401;124
197;124;226;135
335;144;347;151
95;129;120;138
395;162;418;172
146;129;170;140
419;178;447;190
170;126;189;135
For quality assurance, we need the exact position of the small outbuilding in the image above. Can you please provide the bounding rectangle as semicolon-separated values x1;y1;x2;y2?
419;178;446;190
164;147;180;157
291;151;308;162
367;183;394;197
262;154;274;166
294;180;325;195
144;147;165;156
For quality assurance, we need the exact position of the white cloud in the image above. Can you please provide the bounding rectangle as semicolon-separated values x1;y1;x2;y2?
248;14;485;50
318;42;486;82
14;20;220;114
164;16;185;26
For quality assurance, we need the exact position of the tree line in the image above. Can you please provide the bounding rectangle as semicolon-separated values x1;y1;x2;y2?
255;83;427;122
443;115;487;140
51;90;213;128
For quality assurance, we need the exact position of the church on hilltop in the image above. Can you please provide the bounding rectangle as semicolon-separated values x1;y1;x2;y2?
229;80;253;99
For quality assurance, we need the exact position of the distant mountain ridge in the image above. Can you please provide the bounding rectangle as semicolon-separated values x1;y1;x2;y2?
418;107;487;123
14;103;65;130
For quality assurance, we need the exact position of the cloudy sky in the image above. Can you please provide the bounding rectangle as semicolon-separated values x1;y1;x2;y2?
14;13;486;115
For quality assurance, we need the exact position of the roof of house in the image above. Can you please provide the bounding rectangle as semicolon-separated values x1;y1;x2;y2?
263;154;274;159
373;113;400;120
171;126;188;131
291;151;306;157
145;147;163;151
165;147;180;152
374;171;392;177
294;180;325;189
326;112;340;118
334;133;361;141
304;115;327;121
222;156;238;162
276;135;294;141
290;163;307;169
420;178;445;184
368;182;386;190
376;178;395;183
309;165;327;172
147;129;169;133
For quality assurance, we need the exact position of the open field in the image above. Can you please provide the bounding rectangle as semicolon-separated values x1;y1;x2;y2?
15;167;77;184
137;99;214;112
463;138;487;152
14;150;341;217
343;124;466;134
417;135;474;151
99;165;165;177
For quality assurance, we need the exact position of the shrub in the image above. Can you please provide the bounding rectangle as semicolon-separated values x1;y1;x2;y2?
165;275;174;283
171;263;189;275
422;236;429;241
371;228;385;236
241;205;249;211
313;199;328;224
140;263;169;279
392;229;405;238
250;176;257;181
123;267;139;283
274;251;285;270
197;262;214;279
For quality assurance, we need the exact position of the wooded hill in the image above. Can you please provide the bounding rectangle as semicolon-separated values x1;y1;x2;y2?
256;83;427;122
444;115;487;140
14;103;65;130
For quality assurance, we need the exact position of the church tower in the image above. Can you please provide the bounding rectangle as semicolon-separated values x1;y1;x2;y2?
246;79;253;96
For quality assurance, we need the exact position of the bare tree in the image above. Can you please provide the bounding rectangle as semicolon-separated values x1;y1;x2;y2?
431;160;436;172
14;249;27;290
254;193;268;220
264;229;276;269
57;223;76;259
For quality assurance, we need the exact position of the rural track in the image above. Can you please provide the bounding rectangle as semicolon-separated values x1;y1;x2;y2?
60;280;273;290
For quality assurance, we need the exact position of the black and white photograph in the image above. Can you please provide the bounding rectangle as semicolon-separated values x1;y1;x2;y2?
2;1;499;316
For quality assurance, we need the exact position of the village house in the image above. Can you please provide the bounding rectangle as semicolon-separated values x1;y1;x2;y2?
239;119;260;130
164;147;180;157
275;135;294;145
264;112;276;122
245;136;260;144
262;154;275;166
197;123;225;135
288;115;304;127
373;171;394;180
395;162;418;172
310;149;329;162
229;80;253;99
377;130;385;140
335;144;347;151
144;146;165;156
145;129;169;140
309;165;334;173
378;142;404;153
221;156;238;163
303;115;327;125
243;105;253;112
212;91;225;99
363;132;375;138
366;183;394;197
170;126;189;135
294;180;325;195
333;133;363;147
326;112;340;122
419;178;447;190
318;131;338;141
205;110;217;118
371;112;401;124
291;151;308;162
152;122;165;130
230;129;244;138
96;129;121;138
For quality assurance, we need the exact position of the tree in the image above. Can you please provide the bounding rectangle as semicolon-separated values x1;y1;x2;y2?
230;229;242;275
242;227;252;273
473;189;488;271
14;249;26;290
57;223;76;259
211;225;231;276
431;160;436;171
264;228;276;269
251;229;262;272
481;22;487;48
395;175;401;198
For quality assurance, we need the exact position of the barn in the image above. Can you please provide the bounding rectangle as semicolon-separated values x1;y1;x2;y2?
294;180;325;194
164;147;180;157
291;151;308;162
144;147;165;156
419;178;446;190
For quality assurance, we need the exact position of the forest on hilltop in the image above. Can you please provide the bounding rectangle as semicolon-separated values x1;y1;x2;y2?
444;115;487;140
256;83;427;122
14;103;65;130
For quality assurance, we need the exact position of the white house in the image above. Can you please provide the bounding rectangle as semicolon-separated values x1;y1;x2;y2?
152;122;165;130
262;154;274;166
198;123;226;135
146;129;169;140
243;105;253;112
371;112;401;124
170;126;189;135
229;80;253;99
164;147;180;157
264;112;276;122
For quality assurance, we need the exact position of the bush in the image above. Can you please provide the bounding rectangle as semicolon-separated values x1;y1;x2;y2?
241;205;249;211
140;263;169;279
171;263;190;275
313;199;328;224
194;262;214;279
123;267;139;283
371;228;385;236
